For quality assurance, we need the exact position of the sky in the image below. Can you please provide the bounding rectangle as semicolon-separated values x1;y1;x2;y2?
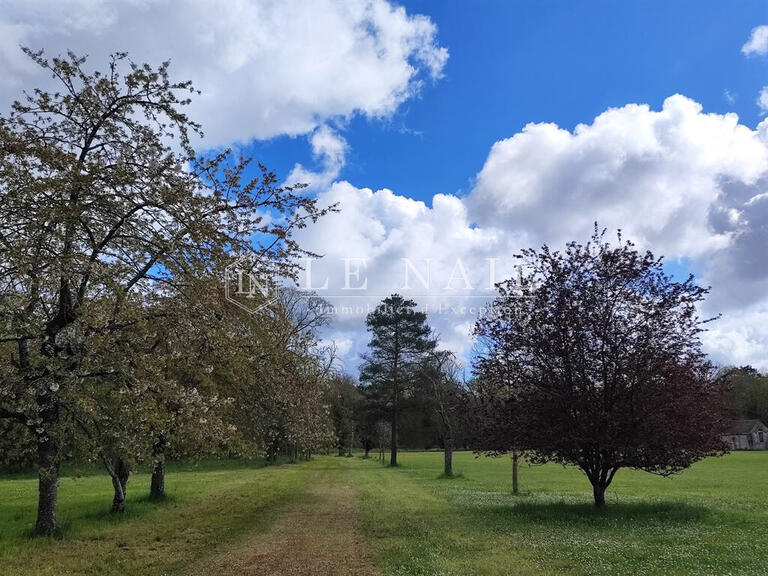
2;0;768;371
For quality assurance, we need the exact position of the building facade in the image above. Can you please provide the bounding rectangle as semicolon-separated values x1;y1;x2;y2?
724;420;768;450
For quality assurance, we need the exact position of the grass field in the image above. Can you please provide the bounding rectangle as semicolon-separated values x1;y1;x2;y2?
1;452;767;575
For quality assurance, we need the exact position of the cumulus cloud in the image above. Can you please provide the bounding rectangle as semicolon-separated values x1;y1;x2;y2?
291;96;768;371
286;125;349;191
0;0;448;147
701;305;768;369
742;25;768;56
467;95;768;259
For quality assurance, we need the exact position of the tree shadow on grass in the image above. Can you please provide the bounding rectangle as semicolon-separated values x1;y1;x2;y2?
495;500;710;528
75;492;179;524
437;472;466;480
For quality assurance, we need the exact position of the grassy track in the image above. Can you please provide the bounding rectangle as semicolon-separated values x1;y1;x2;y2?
194;460;375;575
1;452;767;574
0;460;311;575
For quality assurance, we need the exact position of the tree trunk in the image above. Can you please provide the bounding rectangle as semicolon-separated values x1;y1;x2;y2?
338;445;345;456
588;466;617;507
150;459;165;500
111;475;125;513
363;446;370;459
390;400;398;467
511;451;519;494
34;429;59;536
149;433;166;500
111;458;130;513
593;483;606;507
34;391;59;536
443;434;454;477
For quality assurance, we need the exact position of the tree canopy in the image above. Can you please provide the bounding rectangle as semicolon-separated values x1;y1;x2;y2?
474;227;729;506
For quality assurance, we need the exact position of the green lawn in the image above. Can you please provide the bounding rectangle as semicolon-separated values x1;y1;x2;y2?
356;451;768;575
1;452;767;575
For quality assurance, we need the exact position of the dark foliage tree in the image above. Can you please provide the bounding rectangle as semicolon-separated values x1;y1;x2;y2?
328;374;361;456
360;294;436;466
354;398;379;459
474;227;729;506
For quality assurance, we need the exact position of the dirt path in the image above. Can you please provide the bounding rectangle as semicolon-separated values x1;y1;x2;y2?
191;472;376;576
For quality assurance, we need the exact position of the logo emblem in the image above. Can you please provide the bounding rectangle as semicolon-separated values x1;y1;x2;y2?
224;255;279;314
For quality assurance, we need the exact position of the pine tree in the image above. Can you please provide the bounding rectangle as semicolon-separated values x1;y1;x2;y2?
360;294;435;466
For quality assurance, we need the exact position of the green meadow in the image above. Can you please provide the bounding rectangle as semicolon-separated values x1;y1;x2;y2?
1;452;767;575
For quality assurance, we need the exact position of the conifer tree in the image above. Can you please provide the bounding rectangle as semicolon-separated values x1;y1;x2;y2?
360;294;435;466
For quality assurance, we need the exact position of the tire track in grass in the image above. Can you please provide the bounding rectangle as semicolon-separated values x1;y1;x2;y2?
190;464;376;576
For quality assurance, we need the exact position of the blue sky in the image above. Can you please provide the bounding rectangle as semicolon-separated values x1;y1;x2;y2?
249;0;768;204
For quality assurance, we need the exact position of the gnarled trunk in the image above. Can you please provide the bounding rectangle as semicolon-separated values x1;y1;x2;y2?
107;457;130;513
586;465;618;507
593;483;606;507
149;433;166;500
150;459;165;500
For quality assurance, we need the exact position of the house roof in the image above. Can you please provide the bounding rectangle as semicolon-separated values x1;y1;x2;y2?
725;419;767;435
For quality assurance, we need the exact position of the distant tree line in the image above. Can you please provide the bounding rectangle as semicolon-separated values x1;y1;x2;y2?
722;366;768;425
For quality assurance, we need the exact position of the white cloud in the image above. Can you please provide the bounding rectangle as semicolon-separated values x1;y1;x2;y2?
467;95;768;260
0;0;448;147
742;25;768;56
286;125;348;191
701;305;768;369
759;86;768;114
